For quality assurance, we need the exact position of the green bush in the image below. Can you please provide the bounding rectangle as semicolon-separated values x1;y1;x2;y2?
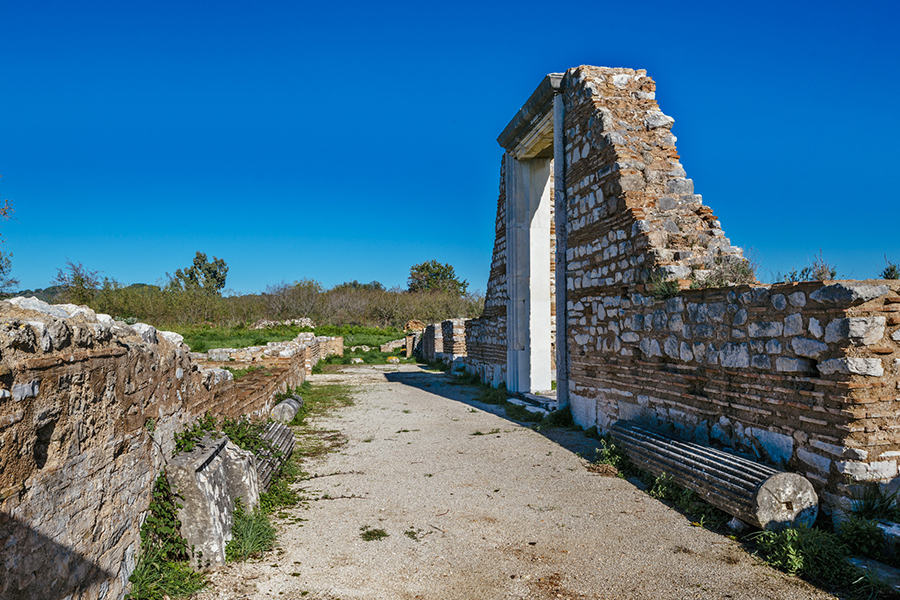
840;515;887;559
751;526;865;591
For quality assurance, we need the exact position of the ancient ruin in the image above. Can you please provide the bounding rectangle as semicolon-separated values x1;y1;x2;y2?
2;64;900;599
0;297;340;599
429;65;900;517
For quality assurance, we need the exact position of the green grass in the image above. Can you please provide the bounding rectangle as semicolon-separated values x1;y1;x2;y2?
286;381;354;427
313;325;404;347
175;324;310;353
126;544;207;600
359;526;389;541
318;348;414;367
225;500;277;562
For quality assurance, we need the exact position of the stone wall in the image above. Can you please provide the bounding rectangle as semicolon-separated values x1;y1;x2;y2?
567;281;900;511
421;324;443;363
465;65;900;512
0;298;339;599
440;319;467;365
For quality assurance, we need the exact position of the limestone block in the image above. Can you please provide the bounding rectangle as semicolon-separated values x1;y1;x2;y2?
271;397;303;424
810;440;868;460
791;337;829;359
733;309;748;326
5;296;71;319
719;343;750;368
818;358;884;377
825;317;886;345
747;427;793;466
809;318;824;338
892;329;900;342
167;434;260;569
26;321;51;352
664;336;679;359
835;460;898;482
680;342;693;362
639;338;662;358
797;448;832;474
771;294;787;311
12;380;40;401
751;355;771;369
131;323;158;345
159;331;185;346
644;110;674;129
765;340;782;354
788;292;807;307
810;283;890;305
749;321;783;338
783;314;804;337
775;357;814;373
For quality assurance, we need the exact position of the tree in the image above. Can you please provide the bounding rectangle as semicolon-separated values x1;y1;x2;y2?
169;252;228;295
53;259;101;305
264;278;322;319
0;181;18;294
407;260;468;295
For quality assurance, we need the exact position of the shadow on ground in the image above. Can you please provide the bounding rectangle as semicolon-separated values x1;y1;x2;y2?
383;368;605;461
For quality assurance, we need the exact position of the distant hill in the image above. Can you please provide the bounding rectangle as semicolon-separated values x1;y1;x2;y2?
2;283;159;303
4;285;64;303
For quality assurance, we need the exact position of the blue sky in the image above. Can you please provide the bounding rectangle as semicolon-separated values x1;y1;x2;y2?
2;0;898;294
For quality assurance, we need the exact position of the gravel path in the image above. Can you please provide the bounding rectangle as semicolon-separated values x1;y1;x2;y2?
197;364;835;600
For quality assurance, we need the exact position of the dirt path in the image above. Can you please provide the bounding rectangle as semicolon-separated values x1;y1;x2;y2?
197;364;834;600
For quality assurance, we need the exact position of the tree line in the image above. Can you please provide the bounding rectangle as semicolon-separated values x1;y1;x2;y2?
8;253;483;330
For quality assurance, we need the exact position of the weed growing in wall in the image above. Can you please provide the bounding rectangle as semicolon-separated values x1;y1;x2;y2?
782;250;837;282
648;272;681;300
690;256;756;289
126;473;207;599
882;256;900;279
172;413;217;454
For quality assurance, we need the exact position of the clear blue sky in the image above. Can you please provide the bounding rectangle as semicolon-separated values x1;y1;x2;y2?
2;0;898;294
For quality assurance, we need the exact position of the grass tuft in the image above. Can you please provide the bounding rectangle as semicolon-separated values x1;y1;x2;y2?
225;499;277;562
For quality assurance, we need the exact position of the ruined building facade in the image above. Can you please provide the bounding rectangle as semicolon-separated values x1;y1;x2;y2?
458;66;900;513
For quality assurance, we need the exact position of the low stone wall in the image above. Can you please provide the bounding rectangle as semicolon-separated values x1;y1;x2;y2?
0;298;341;599
566;280;900;513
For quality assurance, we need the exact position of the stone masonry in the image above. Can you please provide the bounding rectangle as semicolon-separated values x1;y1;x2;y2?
460;65;900;514
0;297;340;599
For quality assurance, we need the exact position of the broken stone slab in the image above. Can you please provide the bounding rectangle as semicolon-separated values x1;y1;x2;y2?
824;317;886;345
5;297;71;319
131;323;158;345
166;433;259;569
818;358;884;377
271;396;303;424
810;283;890;305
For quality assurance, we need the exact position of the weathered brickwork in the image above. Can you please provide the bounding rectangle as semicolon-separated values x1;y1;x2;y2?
0;299;339;599
464;65;900;513
422;323;444;363
464;159;509;385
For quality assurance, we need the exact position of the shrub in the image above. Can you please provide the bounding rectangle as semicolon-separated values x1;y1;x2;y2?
751;526;865;591
840;515;887;559
851;483;900;522
882;256;900;280
783;250;837;282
